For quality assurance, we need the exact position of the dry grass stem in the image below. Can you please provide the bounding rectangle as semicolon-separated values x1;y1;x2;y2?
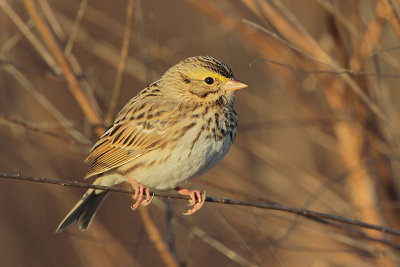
23;0;103;133
63;0;88;57
138;208;180;267
105;0;134;124
0;0;61;73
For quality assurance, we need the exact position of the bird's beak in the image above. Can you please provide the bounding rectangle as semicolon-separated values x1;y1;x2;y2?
222;79;248;91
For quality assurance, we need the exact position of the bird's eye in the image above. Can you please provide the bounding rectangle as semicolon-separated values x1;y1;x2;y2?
204;77;214;85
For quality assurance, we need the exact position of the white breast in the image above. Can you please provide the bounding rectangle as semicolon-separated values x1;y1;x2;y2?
129;123;235;190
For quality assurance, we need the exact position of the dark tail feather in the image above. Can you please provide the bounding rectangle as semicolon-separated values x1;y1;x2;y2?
55;189;108;233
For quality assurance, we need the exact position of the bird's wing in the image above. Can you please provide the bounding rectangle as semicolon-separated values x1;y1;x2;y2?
84;89;180;178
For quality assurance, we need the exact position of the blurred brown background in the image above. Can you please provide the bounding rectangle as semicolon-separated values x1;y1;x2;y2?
1;0;400;266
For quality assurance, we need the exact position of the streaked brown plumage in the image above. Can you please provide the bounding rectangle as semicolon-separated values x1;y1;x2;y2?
56;56;247;232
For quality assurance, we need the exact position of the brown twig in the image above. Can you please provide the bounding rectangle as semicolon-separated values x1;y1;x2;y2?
134;0;153;84
0;18;34;54
138;208;180;267
54;10;158;83
23;0;103;134
105;0;134;124
38;0;65;39
0;0;60;74
382;0;400;37
250;57;400;78
39;1;103;122
239;15;387;121
0;115;90;146
0;58;63;81
4;65;92;144
2;172;400;240
63;0;88;56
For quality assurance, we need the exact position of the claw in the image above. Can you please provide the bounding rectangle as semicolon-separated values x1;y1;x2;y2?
128;178;153;210
141;187;154;207
132;183;140;200
130;184;143;210
175;187;206;215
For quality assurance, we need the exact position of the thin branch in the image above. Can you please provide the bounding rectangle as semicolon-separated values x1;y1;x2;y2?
240;18;342;70
3;65;91;144
40;1;103;123
2;172;400;239
0;58;63;81
314;0;362;39
134;0;153;84
383;0;400;37
63;0;88;57
23;0;103;134
165;199;177;260
144;198;258;267
249;58;400;79
138;208;180;267
105;0;134;124
0;0;61;74
241;17;388;121
38;0;65;40
0;18;34;54
54;10;158;84
300;214;400;252
0;115;90;146
240;118;347;131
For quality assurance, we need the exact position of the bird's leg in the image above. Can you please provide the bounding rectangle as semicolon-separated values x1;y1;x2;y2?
128;178;154;210
175;186;206;215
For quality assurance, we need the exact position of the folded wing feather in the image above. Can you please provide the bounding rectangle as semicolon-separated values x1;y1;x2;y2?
84;95;177;178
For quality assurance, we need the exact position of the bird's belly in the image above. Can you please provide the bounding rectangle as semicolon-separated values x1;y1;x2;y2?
124;130;233;190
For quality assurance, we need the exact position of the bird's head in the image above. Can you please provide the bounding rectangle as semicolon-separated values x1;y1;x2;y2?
160;56;247;103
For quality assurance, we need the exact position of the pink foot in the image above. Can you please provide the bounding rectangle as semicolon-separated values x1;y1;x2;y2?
175;186;206;215
128;178;154;210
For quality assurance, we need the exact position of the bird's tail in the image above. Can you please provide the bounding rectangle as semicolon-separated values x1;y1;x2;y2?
55;178;108;233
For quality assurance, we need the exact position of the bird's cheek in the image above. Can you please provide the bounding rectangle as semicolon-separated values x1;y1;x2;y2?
189;85;210;96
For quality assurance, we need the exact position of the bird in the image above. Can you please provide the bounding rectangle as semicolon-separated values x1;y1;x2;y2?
56;56;247;232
